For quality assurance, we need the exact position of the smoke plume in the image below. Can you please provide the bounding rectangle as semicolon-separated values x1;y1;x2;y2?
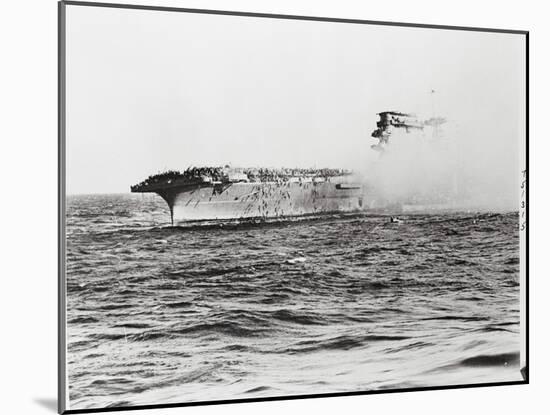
358;113;519;212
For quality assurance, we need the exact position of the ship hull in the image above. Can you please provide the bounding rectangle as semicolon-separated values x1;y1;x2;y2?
156;180;363;224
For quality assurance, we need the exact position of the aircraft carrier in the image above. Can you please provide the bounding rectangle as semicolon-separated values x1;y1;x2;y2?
131;167;363;225
130;110;448;224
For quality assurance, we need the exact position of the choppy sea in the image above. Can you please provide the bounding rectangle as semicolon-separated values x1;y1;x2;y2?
65;193;522;410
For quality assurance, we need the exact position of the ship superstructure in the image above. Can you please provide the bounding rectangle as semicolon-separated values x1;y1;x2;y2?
370;111;446;151
369;109;457;212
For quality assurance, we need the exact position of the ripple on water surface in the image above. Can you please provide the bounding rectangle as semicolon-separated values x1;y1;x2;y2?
66;194;522;409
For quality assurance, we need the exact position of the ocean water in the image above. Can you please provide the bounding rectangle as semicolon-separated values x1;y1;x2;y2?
65;194;522;410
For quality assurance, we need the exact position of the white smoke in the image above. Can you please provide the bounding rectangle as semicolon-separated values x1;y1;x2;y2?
358;119;519;212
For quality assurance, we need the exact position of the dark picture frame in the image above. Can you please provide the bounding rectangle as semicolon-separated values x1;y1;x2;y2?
58;1;529;413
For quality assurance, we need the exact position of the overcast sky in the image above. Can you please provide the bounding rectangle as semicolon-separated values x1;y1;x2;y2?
65;5;526;195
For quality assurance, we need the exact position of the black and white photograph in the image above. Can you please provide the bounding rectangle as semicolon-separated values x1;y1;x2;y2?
59;1;527;412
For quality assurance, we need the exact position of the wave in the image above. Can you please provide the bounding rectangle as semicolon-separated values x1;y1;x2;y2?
65;200;521;408
167;266;249;278
425;351;521;376
175;321;264;338
128;331;169;342
280;334;411;354
478;326;516;333
385;341;435;354
163;300;193;309
505;257;520;265
359;246;396;255
271;309;326;326
96;303;135;311
113;322;152;329
221;344;257;352
68;316;99;324
89;333;127;341
105;400;133;408
459;352;520;367
90;330;173;342
421;315;490;322
243;385;274;394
